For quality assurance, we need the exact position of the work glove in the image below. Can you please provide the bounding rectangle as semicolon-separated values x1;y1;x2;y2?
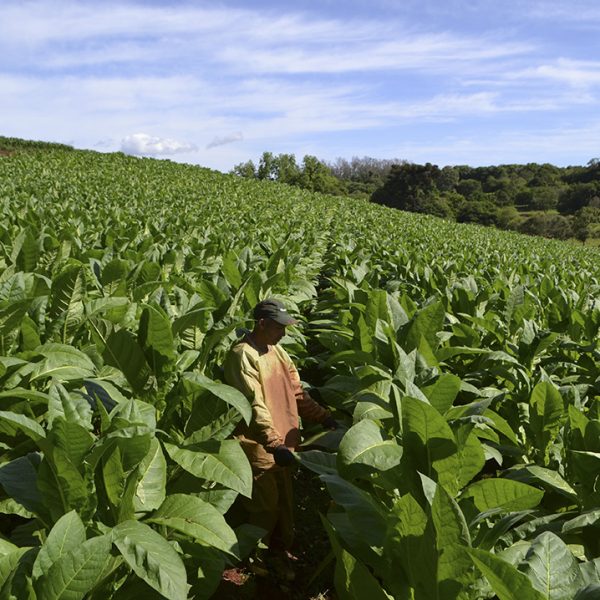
273;445;296;467
322;415;339;430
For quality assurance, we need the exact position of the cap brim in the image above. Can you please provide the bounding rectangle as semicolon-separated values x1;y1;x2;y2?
271;314;298;326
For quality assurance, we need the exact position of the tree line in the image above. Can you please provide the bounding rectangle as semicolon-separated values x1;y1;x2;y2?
231;153;600;243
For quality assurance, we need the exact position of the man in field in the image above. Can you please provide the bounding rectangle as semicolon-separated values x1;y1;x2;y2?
224;298;337;580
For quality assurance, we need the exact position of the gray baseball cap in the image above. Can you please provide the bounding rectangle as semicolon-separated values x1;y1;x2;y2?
253;298;298;325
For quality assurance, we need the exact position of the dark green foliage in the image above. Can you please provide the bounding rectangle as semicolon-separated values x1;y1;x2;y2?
230;150;600;239
371;162;441;211
0;136;74;152
518;214;573;239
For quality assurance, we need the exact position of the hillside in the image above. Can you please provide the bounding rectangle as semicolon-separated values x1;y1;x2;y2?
0;140;600;599
234;151;600;244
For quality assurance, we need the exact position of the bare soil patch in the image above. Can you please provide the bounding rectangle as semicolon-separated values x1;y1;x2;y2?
215;467;336;599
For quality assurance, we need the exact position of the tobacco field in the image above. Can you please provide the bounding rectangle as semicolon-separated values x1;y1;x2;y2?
0;141;600;599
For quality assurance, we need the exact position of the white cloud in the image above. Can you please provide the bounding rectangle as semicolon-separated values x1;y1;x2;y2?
121;133;197;156
0;1;530;77
512;59;600;88
206;132;244;149
1;0;598;171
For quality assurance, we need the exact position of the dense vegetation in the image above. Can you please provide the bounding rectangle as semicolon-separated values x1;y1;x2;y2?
1;137;600;599
233;153;600;244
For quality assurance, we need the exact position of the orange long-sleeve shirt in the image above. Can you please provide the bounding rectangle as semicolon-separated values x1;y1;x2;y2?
224;338;329;471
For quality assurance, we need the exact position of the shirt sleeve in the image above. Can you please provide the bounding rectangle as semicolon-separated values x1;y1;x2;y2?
276;346;330;424
224;346;285;452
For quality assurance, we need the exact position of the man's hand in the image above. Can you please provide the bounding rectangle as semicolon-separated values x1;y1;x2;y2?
273;445;296;466
322;415;339;431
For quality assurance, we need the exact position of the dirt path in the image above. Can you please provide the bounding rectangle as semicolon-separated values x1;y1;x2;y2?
215;467;336;599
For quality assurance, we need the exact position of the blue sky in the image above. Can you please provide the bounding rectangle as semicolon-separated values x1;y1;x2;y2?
1;0;599;172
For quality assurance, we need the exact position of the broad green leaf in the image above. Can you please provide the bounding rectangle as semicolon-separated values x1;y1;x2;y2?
109;398;156;434
32;510;86;579
297;450;338;476
133;438;166;513
0;498;35;519
520;532;584;599
356;314;374;354
401;395;462;495
529;381;565;462
0;548;29;590
423;373;461;415
507;465;577;500
567;450;600;505
180;372;251;425
194;489;238;514
454;428;486;489
0;454;44;516
84;297;130;322
321;474;387;548
468;547;546;600
337;419;402;477
353;399;394;422
48;382;93;429
30;344;95;382
184;542;227;600
37;449;90;520
324;519;393;600
138;303;176;374
0;388;50;408
384;492;437;597
0;299;30;336
483;409;519;445
404;300;444;353
147;494;238;556
0;411;45;441
0;545;37;599
171;307;211;339
102;329;150;393
164;439;252;497
47;264;85;336
221;253;242;289
48;419;95;467
112;520;188;600
102;445;125;507
35;534;113;600
197;280;227;310
461;478;544;512
431;484;472;594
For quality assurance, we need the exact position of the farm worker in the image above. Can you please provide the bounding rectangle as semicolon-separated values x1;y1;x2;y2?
224;298;337;580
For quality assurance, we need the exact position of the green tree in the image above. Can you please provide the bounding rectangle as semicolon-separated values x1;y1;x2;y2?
496;206;521;230
530;187;559;211
456;178;483;200
371;162;441;212
257;151;277;180
298;155;343;194
494;189;513;206
230;160;256;178
274;153;300;185
437;166;460;192
558;183;599;213
456;199;498;226
519;214;573;239
572;206;600;244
